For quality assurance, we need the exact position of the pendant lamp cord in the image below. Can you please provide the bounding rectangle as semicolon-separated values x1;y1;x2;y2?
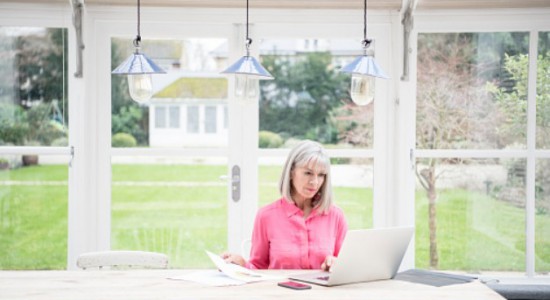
134;0;142;48
362;0;372;50
245;0;252;55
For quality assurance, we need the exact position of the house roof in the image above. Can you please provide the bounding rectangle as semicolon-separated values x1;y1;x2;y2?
154;77;228;99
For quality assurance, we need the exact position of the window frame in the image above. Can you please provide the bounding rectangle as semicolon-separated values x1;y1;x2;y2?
0;2;79;270
406;8;550;277
2;2;549;275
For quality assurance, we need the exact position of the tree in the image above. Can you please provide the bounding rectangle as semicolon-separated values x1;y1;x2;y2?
259;52;349;144
487;52;550;148
487;49;550;214
0;28;68;146
416;33;501;268
330;101;374;148
417;32;535;269
15;29;68;110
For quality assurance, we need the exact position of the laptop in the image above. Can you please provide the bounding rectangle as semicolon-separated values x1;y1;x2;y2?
289;226;414;286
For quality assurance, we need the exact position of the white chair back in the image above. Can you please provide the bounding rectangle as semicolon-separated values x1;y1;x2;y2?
76;250;169;270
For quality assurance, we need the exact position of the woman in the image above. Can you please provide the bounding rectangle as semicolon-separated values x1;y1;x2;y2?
222;140;348;270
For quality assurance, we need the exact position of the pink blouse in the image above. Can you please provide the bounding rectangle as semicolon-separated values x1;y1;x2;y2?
245;197;348;270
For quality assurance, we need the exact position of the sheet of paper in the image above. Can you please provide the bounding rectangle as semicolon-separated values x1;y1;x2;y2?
205;251;268;283
168;270;246;286
168;251;284;287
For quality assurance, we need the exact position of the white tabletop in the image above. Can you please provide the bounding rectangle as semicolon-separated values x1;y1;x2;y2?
0;269;505;300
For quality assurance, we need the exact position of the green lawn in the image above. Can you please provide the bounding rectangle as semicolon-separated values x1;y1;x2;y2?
0;166;68;269
415;189;550;271
1;164;549;272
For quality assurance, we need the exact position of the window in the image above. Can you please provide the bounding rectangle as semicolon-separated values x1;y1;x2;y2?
110;37;229;268
155;107;166;128
259;38;374;149
0;26;69;270
111;37;227;147
155;106;180;129
187;106;199;134
535;32;550;273
169;106;180;128
0;27;68;147
415;32;536;273
204;106;217;134
258;38;377;229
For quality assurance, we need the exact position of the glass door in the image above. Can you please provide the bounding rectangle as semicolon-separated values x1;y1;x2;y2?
413;30;550;275
0;25;71;270
110;37;230;268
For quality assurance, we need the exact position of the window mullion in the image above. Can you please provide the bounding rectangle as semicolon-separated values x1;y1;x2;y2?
525;30;539;278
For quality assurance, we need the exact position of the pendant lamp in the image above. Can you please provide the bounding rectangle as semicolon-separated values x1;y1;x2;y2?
221;0;273;100
341;0;388;106
112;0;165;104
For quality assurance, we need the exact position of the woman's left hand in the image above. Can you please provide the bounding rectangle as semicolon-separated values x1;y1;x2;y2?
321;255;336;271
221;252;246;267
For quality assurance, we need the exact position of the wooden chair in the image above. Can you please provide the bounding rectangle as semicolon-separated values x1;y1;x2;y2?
76;250;169;270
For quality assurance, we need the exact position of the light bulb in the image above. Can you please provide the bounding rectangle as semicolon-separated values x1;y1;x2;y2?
350;74;375;106
235;75;259;99
128;74;153;103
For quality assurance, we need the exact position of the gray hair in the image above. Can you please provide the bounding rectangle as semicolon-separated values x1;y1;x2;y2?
279;140;333;213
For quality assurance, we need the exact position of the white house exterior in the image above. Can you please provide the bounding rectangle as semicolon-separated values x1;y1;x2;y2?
149;76;228;148
148;39;360;148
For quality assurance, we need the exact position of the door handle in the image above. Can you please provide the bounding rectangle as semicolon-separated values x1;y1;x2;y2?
231;165;240;202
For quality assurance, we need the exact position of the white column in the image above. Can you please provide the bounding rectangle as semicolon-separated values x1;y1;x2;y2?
227;24;259;254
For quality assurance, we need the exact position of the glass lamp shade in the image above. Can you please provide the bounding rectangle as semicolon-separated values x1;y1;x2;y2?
222;56;273;99
350;74;375;106
235;75;259;99
341;54;388;106
112;49;165;104
128;74;153;104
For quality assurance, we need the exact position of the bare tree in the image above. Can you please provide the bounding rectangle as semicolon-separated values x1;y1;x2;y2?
332;101;374;148
416;33;497;268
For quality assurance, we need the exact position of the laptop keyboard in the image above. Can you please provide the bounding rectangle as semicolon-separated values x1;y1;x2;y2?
316;276;330;281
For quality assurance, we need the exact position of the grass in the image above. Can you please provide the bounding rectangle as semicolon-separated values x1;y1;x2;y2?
0;183;68;269
0;164;549;272
415;189;550;272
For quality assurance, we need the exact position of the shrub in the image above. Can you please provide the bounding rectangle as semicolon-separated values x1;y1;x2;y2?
259;131;284;148
112;106;148;145
26;103;66;145
0;122;29;145
0;158;9;170
112;133;137;148
51;137;68;146
0;103;29;145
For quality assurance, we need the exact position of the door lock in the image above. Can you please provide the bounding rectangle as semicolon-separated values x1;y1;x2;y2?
231;165;241;202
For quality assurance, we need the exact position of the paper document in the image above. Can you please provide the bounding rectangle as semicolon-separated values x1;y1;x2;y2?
205;250;270;283
168;270;246;286
168;251;282;286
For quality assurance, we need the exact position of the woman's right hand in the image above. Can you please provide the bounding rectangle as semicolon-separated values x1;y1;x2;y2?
221;252;246;267
321;255;336;271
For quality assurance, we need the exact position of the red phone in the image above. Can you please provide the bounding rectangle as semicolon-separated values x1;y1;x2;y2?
277;281;312;290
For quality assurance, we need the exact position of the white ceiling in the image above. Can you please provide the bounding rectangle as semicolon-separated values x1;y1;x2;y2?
5;0;550;10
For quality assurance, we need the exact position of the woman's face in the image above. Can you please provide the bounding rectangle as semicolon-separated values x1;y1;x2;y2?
291;162;326;202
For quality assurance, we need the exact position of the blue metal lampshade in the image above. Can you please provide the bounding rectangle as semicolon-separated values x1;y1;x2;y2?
112;50;166;75
341;55;389;79
221;56;273;79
